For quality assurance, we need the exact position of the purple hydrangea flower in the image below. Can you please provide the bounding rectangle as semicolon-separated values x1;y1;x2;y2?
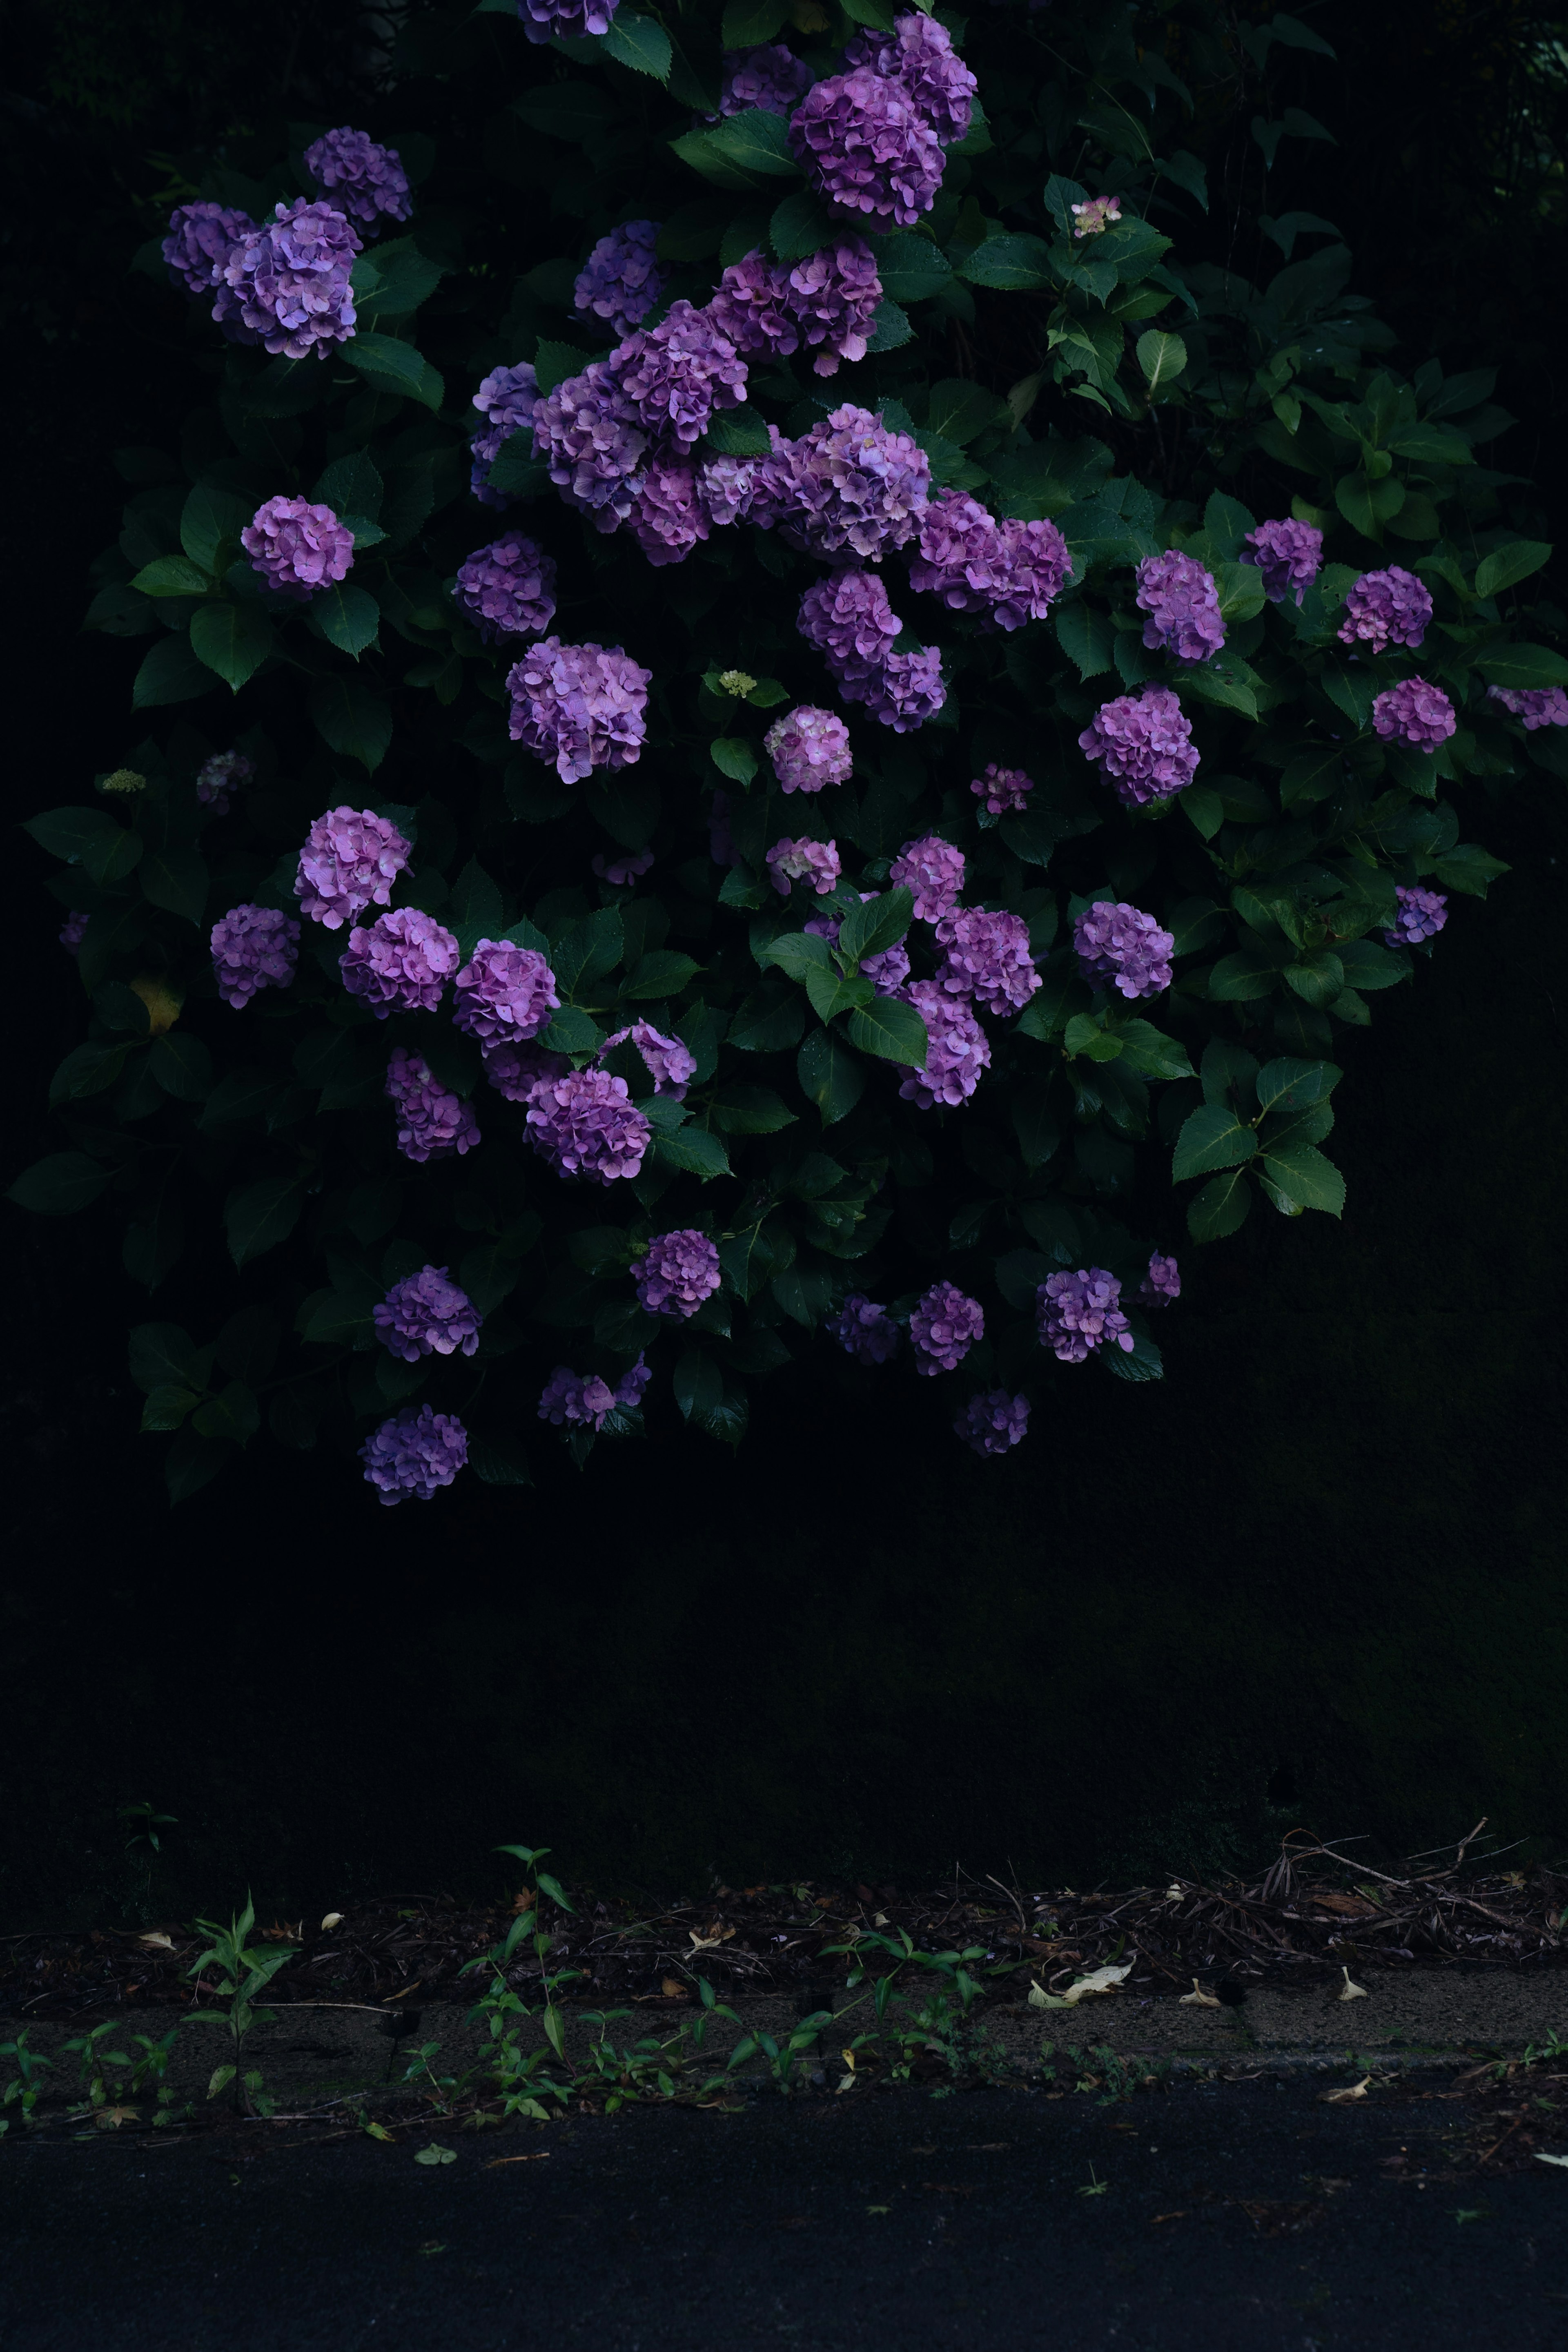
933;907;1040;1016
526;1066;650;1183
539;1366;621;1430
374;1266;483;1363
481;1038;566;1101
470;362;541;506
1372;678;1457;754
196;750;254;813
611;299;748;453
242;497;354;601
303;128;412;229
574;220;666;341
218;198;360;358
210;904;300;1009
616;1354;653;1411
767;835;842;896
633;1228;722;1318
506;638;652;783
1139;1252;1180;1309
1383;883;1449;947
790;65;945;227
1078;686;1199;807
845;13;976;144
1241;517;1323;606
897;978;991;1108
766;705;853;793
294;807;411;931
60;910;89;956
970;765;1032;817
341;908;461;1018
593;846;655;886
757;405;930;562
163;201;252;297
530;361;648;523
910;1280;984;1374
454;532;557;642
517;0;619;41
829;1294;900;1364
1071;195;1121;237
708;252;799;359
955;1390;1029;1455
697;452;762;528
804;892;911;994
987;522;1073;631
890;834;964;921
1036;1267;1133;1362
600;1021;696;1099
360;1404;468;1505
385;1048;481;1164
1487;683;1568;729
863;644;946;730
1073;902;1175;1000
785;238;884;376
719;44;814;116
797;566;900;683
1338;565;1432;654
627;459;711;566
907;500;1069;633
453;940;559;1044
1136;549;1226;664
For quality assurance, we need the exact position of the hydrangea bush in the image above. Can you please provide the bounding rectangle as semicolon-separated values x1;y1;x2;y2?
13;0;1564;1506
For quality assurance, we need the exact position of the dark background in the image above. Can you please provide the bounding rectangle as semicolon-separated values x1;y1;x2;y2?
2;0;1564;1929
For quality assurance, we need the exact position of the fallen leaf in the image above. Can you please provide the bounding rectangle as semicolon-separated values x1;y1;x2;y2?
363;2122;395;2143
1030;1964;1133;2009
484;2154;551;2168
1164;1884;1184;1901
1151;2209;1188;2225
686;1925;735;1953
414;2143;457;2166
1337;1966;1370;2002
94;2106;139;2129
1310;1892;1379;1918
660;1977;687;1998
512;1890;536;1915
1535;2153;1568;2170
1320;2077;1372;2105
320;1913;343;1930
873;1911;889;1926
136;1931;174;1950
1178;1977;1222;2008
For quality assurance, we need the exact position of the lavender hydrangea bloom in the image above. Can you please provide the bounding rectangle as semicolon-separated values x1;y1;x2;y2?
517;0;619;41
897;979;990;1108
1372;678;1457;754
863;644;946;730
526;1067;650;1184
719;44;813;116
1140;1253;1181;1309
616;1354;653;1411
1487;683;1568;729
757;404;930;562
634;1229;722;1318
889;834;964;921
303;128;412;228
1073;902;1175;1001
454;532;557;642
611;299;748;453
1383;884;1449;947
708;252;799;359
909;493;1069;628
593;847;655;886
767;836;842;897
470;362;541;506
1136;549;1226;663
538;1366;620;1430
60;911;89;957
341;908;461;1018
1036;1268;1133;1362
933;907;1040;1015
783;239;883;376
697;453;762;527
294;807;411;930
789;67;945;229
242;497;354;600
218;199;360;358
574;220;666;341
361;1405;468;1505
1241;517;1323;606
797;568;900;684
910;1281;984;1374
600;1021;696;1099
829;1295;900;1365
1078;686;1199;807
374;1266;483;1363
1338;565;1432;654
766;705;853;794
804;893;911;994
971;765;1032;816
210;905;300;1009
627;459;711;566
163;201;252;297
481;1038;565;1101
955;1390;1030;1455
385;1048;481;1164
1071;195;1121;237
453;940;559;1045
507;638;652;783
530;361;648;522
845;13;976;144
196;750;254;813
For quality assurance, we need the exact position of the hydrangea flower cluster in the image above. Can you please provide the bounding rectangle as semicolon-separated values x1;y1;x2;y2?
1487;683;1568;728
1036;1268;1134;1362
767;836;842;897
1140;1253;1180;1308
756;405;930;562
592;847;655;886
526;1067;650;1183
530;361;648;523
360;1404;468;1505
933;908;1041;1015
1372;678;1456;754
374;1266;483;1362
1241;517;1323;606
481;1038;564;1102
294;807;411;930
1135;549;1226;663
766;705;853;794
210;904;300;1010
470;363;540;506
1078;686;1199;806
910;1281;984;1374
633;1229;722;1318
573;219;666;341
697;453;762;528
708;239;882;379
909;492;1071;631
789;66;945;229
506;638;652;782
1071;195;1122;237
829;1294;900;1364
897;979;991;1108
601;1022;696;1098
796;568;947;729
538;1358;647;1430
454;532;557;643
217;198;361;358
59;910;89;957
196;750;254;813
452;939;559;1044
804;894;911;994
844;13;977;144
718;44;814;116
954;1391;1030;1455
1073;902;1176;1000
890;834;964;921
1384;884;1449;947
516;0;620;41
1338;565;1432;653
626;458;710;567
612;299;748;452
341;908;461;1018
970;765;1032;817
303;128;412;228
242;497;354;600
163;201;252;296
385;1048;481;1164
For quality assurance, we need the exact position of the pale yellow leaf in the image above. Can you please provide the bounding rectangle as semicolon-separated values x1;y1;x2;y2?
1178;1977;1221;2008
1320;2076;1372;2105
1337;1966;1370;2002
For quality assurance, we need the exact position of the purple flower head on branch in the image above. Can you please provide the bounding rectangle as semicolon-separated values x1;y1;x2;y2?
243;496;354;600
616;1354;653;1411
970;764;1032;817
303;128;412;229
600;1021;696;1098
1140;1253;1181;1309
767;835;842;897
470;362;540;506
574;219;666;341
340;908;461;1019
1078;685;1199;806
1488;683;1568;729
889;833;964;921
1372;678;1456;754
60;911;89;957
1241;517;1323;606
361;1405;468;1505
218;199;360;358
1383;883;1449;947
516;0;619;42
294;806;410;930
862;644;946;730
481;1038;566;1102
196;750;254;814
955;1390;1030;1455
210;905;300;1010
718;44;814;117
627;458;711;567
506;638;652;783
454;532;557;642
797;565;899;678
933;907;1041;1015
526;1066;650;1184
1036;1267;1133;1362
766;705;853;794
1071;195;1121;237
633;1228;722;1318
789;67;945;229
910;1280;984;1374
829;1294;900;1365
1338;565;1432;654
1135;548;1226;664
757;404;930;562
897;979;990;1108
1073;901;1175;1000
697;452;763;528
530;361;648;523
453;940;560;1045
845;13;977;144
538;1366;619;1431
163;201;253;297
784;238;883;376
374;1266;483;1363
611;299;748;453
385;1048;481;1165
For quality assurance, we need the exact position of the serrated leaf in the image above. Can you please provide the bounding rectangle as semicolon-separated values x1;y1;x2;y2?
652;1127;731;1179
796;1028;864;1127
1474;540;1551;600
805;965;873;1023
314;584;380;660
132;633;218;709
1187;1167;1252;1241
1259;1137;1345;1214
7;1151;111;1216
310;676;392;772
1136;330;1187;392
1254;1056;1341;1114
710;736;758;785
224;1177;305;1268
342;332;444;411
837;885;912;968
599;10;673;79
1173;1102;1257;1180
138;846;209;927
759;931;834;985
129;555;213;598
1055;603;1114;680
846;996;927;1065
1476;643;1568;689
1111;1019;1195;1079
958;234;1053;292
876;235;953;304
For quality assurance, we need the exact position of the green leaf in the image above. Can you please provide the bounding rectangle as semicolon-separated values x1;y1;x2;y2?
1474;541;1551;599
540;1005;604;1054
796;1028;865;1127
342;332;444;411
1336;938;1408;990
180;484;250;573
531;338;595;396
722;0;788;41
189;602;276;693
759;931;835;985
876;235;953;304
958;234;1053;292
674;1348;723;1422
706;405;772;457
192;1380;261;1446
1182;656;1258;720
129;1323;200;1393
710;1083;796;1133
49;1042;129;1103
1477;644;1568;690
140;1383;200;1433
805;965;873;1023
1254;1057;1341;1115
149;1031;214;1097
846;996;927;1065
552;907;623;1000
769;190;843;265
710;736;758;785
128;555;212;598
866;299;913;353
6;1152;111;1216
706;104;796;175
1207;948;1279;1002
1172;1102;1257;1180
448;858;504;950
653;1126;731;1179
730;982;805;1052
132;633;217;708
312;451;385;522
1259;1137;1345;1215
1054;603;1114;679
838;885;913;968
1283;950;1344;1007
352;240;445;323
1187;1167;1252;1242
310;676;392;771
25;805;143;883
314;584;380;660
1065;1011;1122;1061
1136;330;1187;392
598;9;672;78
1111;1019;1195;1079
621;950;700;1000
224;1177;305;1267
1430;842;1510;896
136;845;209;927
